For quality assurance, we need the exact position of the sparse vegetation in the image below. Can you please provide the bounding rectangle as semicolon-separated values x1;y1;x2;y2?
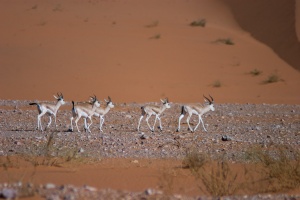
190;19;206;27
149;34;161;39
182;148;207;173
245;145;300;193
21;132;79;167
183;145;300;197
212;80;222;88
263;74;282;84
214;38;234;45
145;20;159;28
249;69;262;76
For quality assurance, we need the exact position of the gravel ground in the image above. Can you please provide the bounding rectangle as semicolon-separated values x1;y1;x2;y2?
0;100;299;199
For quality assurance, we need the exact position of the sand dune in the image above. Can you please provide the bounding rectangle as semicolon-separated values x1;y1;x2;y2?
0;0;299;104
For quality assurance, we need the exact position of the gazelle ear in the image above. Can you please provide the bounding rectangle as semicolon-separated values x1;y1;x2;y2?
160;99;164;103
53;95;58;99
104;99;108;103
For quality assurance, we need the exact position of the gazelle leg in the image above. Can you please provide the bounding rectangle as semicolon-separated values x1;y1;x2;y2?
75;116;81;133
100;116;104;132
37;111;46;131
146;115;153;132
46;116;52;130
87;117;92;133
176;114;184;132
54;115;57;130
152;115;158;131
194;115;207;132
157;116;163;131
187;114;193;132
137;115;144;131
70;117;74;132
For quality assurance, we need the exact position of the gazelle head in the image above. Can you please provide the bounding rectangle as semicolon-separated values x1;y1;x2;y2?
54;92;65;105
105;96;114;108
161;98;171;109
90;95;100;107
203;95;215;111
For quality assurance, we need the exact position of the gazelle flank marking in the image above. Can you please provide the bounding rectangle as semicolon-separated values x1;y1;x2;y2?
137;98;171;132
93;96;115;132
176;95;215;133
29;93;65;131
70;95;100;133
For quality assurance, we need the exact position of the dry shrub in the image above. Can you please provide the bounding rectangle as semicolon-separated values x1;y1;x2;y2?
197;161;241;197
22;132;78;167
182;148;207;173
183;148;241;196
247;145;300;192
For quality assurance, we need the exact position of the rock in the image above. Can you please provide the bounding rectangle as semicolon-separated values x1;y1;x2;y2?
222;135;232;141
1;188;17;199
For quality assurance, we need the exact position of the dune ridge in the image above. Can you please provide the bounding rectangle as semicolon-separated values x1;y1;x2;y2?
224;0;300;71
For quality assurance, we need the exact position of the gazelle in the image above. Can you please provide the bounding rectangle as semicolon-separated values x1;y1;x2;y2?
70;95;100;133
29;93;65;131
137;98;171;132
176;95;215;133
93;96;115;132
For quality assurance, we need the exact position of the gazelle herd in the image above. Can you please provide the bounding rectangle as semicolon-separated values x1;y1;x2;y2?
30;93;215;133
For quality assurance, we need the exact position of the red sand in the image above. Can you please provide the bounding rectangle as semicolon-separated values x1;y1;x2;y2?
0;0;299;104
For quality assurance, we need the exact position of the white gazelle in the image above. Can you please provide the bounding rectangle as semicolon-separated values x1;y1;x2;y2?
29;93;65;131
137;98;171;132
70;95;100;133
176;95;215;133
93;96;115;132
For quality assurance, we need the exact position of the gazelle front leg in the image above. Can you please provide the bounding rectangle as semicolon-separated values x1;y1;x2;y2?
86;117;92;133
157;115;163;131
194;115;207;132
99;116;104;132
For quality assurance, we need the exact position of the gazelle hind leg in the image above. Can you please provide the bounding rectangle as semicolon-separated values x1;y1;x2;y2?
176;114;184;132
70;117;74;132
187;114;194;132
152;115;158;131
75;116;81;133
146;115;153;132
137;115;144;131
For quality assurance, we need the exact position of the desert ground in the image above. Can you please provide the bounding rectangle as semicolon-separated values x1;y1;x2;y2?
0;0;300;199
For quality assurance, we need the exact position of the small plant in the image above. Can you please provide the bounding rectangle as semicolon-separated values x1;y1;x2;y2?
145;20;159;28
197;161;241;196
214;38;234;45
262;74;282;84
190;19;206;27
149;34;161;39
182;148;207;173
212;80;222;88
249;69;262;76
53;4;63;12
247;145;300;192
